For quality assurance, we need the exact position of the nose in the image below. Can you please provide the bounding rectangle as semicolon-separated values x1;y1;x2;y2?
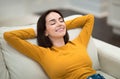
56;20;62;27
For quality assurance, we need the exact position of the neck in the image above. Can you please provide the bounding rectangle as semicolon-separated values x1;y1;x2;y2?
50;37;65;47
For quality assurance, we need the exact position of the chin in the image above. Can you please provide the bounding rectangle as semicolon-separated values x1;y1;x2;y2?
57;33;66;38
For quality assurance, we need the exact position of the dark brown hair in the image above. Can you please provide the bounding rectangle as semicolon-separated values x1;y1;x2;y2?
37;9;69;48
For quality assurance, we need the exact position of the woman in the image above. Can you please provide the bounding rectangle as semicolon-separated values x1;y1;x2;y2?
4;9;105;79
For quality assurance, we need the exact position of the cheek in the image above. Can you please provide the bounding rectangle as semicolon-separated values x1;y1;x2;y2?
46;26;55;34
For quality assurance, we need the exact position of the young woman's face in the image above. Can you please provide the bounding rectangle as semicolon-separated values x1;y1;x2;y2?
45;12;66;39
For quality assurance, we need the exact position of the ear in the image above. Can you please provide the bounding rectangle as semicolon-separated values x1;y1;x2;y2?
45;30;48;36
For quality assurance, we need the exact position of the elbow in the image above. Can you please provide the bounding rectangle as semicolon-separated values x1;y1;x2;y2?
87;14;95;24
3;32;10;41
88;14;94;20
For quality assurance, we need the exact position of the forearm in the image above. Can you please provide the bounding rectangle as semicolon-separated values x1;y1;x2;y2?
75;14;94;47
3;28;42;62
4;28;36;40
65;14;94;30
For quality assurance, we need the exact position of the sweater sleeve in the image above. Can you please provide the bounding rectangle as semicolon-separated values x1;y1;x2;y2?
65;15;85;30
66;14;94;47
4;28;45;62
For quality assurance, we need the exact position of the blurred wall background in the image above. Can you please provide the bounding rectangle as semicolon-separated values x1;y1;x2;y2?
29;0;109;17
0;0;108;21
0;0;120;35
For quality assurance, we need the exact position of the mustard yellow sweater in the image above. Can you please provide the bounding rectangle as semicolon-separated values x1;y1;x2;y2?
4;14;96;79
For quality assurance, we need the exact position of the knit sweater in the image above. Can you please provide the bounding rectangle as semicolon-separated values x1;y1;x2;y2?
4;14;96;79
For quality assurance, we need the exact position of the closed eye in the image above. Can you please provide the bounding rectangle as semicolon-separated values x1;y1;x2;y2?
59;17;64;22
48;17;64;25
49;19;56;25
51;22;55;25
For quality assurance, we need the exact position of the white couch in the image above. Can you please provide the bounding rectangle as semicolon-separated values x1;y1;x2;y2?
0;15;120;79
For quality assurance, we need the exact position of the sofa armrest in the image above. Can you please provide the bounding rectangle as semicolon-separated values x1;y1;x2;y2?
93;38;120;79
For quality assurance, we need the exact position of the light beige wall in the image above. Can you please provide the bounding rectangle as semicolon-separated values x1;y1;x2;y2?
68;0;109;18
0;0;29;21
0;0;110;26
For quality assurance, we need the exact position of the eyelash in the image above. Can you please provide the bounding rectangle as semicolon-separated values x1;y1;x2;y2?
50;19;64;25
51;22;55;25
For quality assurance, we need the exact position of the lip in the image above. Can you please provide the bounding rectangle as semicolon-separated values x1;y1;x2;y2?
55;28;65;32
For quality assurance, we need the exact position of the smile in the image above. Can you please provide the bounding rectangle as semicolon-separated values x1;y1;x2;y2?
55;28;65;32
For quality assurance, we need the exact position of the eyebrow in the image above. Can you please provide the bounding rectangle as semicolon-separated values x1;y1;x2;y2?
48;16;63;22
49;19;55;22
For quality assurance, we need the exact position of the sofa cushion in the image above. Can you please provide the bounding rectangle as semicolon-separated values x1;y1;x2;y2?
0;24;49;79
0;15;100;79
97;71;116;79
0;44;9;79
